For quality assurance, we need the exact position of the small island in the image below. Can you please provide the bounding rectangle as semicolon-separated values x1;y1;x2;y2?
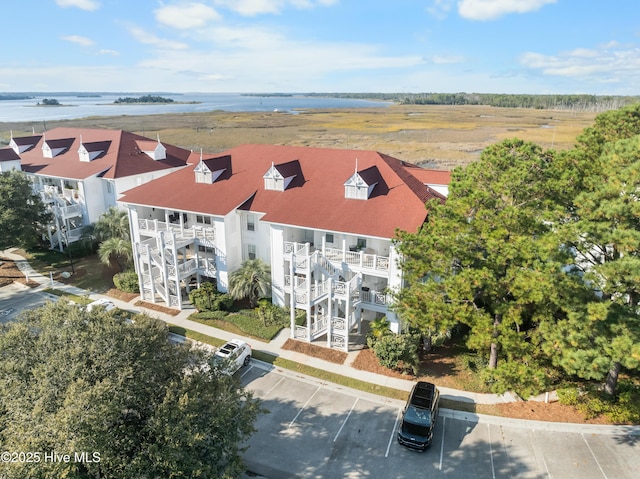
114;95;175;104
36;98;68;107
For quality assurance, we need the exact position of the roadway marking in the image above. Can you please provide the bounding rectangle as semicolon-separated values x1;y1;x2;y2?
333;398;359;442
239;364;254;379
488;423;496;479
439;416;446;470
582;433;609;479
530;429;551;478
262;376;285;399
288;386;320;427
385;408;401;458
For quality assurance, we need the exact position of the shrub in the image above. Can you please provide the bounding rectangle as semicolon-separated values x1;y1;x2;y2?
557;381;640;423
373;332;420;375
189;284;233;312
256;299;288;326
113;270;139;293
366;316;392;349
65;240;94;258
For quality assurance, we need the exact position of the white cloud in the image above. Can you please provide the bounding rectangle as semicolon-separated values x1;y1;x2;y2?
155;3;221;29
214;0;337;16
99;49;119;56
62;35;95;46
134;25;423;91
127;25;189;50
458;0;556;21
426;0;455;20
520;42;640;85
55;0;100;11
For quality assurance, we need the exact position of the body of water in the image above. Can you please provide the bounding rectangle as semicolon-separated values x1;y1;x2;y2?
0;93;392;123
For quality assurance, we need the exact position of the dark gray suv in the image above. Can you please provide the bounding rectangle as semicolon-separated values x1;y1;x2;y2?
397;381;440;451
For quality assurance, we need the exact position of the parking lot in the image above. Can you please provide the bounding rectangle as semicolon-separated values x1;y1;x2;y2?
240;362;640;479
2;283;639;478
0;283;51;325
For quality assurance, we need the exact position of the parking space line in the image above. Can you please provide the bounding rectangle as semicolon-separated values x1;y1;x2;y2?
239;365;254;379
530;430;551;478
385;408;401;458
262;376;285;399
288;386;320;427
333;398;359;442
488;423;496;479
582;433;609;479
439;416;446;470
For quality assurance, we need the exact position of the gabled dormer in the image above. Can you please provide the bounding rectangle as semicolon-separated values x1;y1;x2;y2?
9;132;41;155
78;137;111;162
263;160;301;191
0;148;22;173
42;136;74;158
136;136;166;161
195;153;231;184
344;164;381;200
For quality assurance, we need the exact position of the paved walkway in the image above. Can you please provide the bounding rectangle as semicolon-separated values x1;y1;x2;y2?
0;248;552;405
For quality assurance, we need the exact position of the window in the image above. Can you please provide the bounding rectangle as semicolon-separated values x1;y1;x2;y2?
196;215;211;225
247;215;255;232
198;245;214;255
325;233;334;244
357;238;367;250
248;244;257;260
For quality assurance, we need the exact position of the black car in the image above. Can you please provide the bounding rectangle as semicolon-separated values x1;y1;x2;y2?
397;381;440;451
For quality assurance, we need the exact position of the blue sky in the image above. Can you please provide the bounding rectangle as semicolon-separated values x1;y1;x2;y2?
2;0;639;94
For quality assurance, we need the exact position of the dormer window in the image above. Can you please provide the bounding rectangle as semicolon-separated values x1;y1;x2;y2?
9;133;41;154
263;160;301;191
136;136;166;161
42;137;74;158
78;139;110;162
194;154;231;184
344;165;381;200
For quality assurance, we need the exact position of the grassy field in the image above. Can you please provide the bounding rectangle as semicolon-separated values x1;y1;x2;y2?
0;104;598;170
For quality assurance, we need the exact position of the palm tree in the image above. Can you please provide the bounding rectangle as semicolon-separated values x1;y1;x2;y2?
228;259;271;308
98;237;132;272
94;207;130;241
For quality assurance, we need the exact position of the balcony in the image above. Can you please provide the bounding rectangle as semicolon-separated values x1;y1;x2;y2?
284;241;389;273
138;219;215;244
324;247;390;272
358;288;390;306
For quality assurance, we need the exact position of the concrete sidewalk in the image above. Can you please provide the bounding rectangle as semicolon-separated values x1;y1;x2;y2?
2;248;525;405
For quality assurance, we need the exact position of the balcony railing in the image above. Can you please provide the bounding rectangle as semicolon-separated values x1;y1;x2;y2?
359;288;390;306
323;247;390;272
138;219;215;243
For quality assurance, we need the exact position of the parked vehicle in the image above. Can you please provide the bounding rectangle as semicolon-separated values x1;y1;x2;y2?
213;339;252;374
397;381;440;451
86;298;116;312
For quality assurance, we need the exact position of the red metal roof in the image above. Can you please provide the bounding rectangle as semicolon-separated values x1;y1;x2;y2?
16;128;191;180
121;144;449;238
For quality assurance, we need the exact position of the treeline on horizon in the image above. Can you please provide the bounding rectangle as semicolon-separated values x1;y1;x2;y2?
306;92;640;112
114;95;174;104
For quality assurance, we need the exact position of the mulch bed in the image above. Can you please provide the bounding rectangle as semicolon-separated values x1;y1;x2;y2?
351;348;417;378
133;300;180;316
106;288;138;302
282;338;348;364
0;258;40;288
